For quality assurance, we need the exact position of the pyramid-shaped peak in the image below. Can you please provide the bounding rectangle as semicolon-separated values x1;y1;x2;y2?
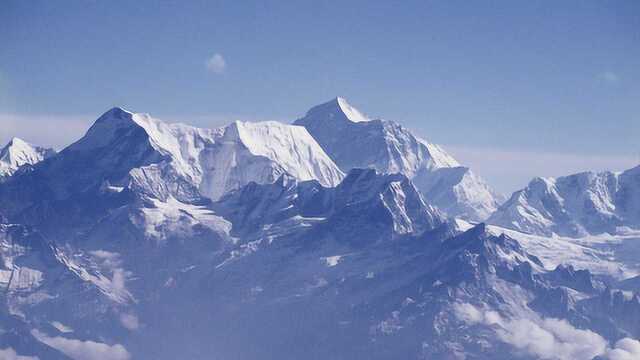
1;137;54;157
67;106;155;153
7;137;28;147
302;97;370;123
94;106;136;124
0;136;56;174
335;97;369;122
105;106;133;116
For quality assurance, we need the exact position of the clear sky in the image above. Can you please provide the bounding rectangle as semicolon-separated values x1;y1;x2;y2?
1;0;639;194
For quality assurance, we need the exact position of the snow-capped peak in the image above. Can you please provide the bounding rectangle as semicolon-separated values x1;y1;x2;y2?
199;119;344;200
38;107;344;203
295;98;501;221
303;97;370;123
488;166;640;237
0;137;56;177
335;97;370;122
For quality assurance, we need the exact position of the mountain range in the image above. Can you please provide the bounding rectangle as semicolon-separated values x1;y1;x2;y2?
489;167;640;237
0;98;638;360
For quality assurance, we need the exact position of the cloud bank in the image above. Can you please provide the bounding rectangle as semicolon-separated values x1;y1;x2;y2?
31;330;130;360
0;348;38;360
453;303;640;360
606;338;640;360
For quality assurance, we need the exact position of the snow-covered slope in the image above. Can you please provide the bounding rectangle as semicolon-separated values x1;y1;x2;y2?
0;137;55;178
0;107;343;213
415;166;503;222
199;120;344;200
488;166;640;237
294;97;501;221
62;107;344;202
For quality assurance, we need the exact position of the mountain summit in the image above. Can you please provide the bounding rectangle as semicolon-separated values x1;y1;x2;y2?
303;96;371;123
0;137;56;177
294;97;502;221
61;108;344;201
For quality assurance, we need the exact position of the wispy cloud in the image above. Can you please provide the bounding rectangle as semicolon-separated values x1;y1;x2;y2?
119;313;140;331
89;250;132;303
0;348;38;360
31;330;130;360
206;53;226;74
598;70;620;83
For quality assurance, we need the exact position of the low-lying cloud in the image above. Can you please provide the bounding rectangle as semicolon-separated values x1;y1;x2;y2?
31;330;130;360
453;303;640;360
0;348;39;360
606;338;640;360
119;313;140;331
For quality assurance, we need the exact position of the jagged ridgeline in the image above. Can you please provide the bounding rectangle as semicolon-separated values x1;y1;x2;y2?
0;99;639;360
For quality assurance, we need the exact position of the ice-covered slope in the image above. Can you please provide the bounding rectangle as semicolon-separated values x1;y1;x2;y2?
488;166;640;237
0;107;343;206
68;107;343;201
200;120;344;200
294;97;501;221
0;137;56;177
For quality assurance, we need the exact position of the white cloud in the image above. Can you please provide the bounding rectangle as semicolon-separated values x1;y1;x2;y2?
498;317;607;360
598;71;620;83
206;53;226;74
111;268;128;295
31;330;130;360
453;303;609;360
0;348;39;360
119;313;140;331
88;250;131;301
89;250;122;269
454;303;640;360
606;338;640;360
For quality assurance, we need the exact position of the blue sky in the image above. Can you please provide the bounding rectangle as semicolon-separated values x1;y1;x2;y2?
1;0;639;193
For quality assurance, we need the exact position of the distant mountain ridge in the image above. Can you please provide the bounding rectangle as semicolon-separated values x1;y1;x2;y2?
489;166;640;237
0;137;56;178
